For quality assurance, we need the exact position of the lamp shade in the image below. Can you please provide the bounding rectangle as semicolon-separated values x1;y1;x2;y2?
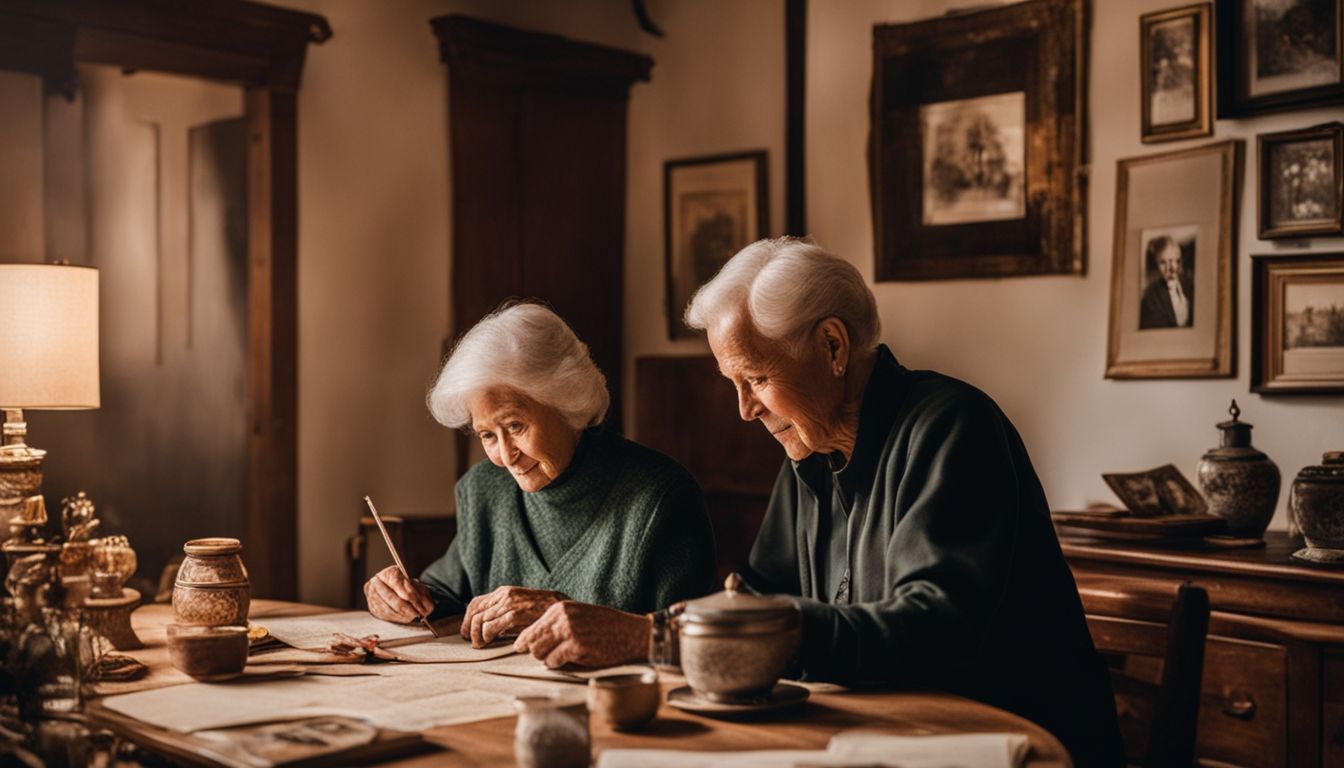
0;264;100;409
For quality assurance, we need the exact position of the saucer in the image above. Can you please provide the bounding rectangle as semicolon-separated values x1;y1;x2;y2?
667;683;809;716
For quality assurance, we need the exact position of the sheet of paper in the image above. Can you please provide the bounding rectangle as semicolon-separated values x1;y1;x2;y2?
386;634;518;663
472;653;651;683
259;611;431;650
596;731;1031;768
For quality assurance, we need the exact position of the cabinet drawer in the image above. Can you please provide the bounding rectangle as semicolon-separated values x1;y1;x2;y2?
1196;637;1287;768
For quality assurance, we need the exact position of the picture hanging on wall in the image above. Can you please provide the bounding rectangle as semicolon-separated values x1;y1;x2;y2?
1106;140;1243;379
1140;3;1213;143
1252;252;1344;393
663;151;768;339
869;0;1086;281
1216;0;1344;117
1257;122;1344;238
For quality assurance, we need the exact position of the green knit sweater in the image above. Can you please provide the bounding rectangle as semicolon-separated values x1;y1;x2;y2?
420;427;716;618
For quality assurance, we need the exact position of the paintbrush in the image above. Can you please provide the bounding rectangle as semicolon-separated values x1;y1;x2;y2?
363;495;440;638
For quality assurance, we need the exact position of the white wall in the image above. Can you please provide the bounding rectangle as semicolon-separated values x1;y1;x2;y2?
797;0;1344;523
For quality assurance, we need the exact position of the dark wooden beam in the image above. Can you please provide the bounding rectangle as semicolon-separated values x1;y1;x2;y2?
785;0;806;236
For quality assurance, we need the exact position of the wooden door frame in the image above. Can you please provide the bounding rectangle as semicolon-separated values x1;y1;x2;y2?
0;0;330;599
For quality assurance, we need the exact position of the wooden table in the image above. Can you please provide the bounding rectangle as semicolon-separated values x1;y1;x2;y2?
1064;532;1344;768
92;600;1071;767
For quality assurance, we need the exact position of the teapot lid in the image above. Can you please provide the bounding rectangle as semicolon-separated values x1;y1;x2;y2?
1214;400;1254;448
1298;451;1344;480
681;573;799;624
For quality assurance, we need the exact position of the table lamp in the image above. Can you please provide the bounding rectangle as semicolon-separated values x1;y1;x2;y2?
0;264;100;545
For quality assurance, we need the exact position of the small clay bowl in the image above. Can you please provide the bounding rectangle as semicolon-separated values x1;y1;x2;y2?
587;670;660;730
166;624;249;681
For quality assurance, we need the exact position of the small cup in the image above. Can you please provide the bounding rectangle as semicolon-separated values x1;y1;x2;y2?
514;692;589;768
587;670;660;731
166;624;248;681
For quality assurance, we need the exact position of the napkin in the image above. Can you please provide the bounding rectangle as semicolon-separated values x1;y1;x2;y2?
595;730;1031;768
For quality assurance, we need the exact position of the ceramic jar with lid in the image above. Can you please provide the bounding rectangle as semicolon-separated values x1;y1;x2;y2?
1290;451;1344;562
669;573;801;703
1196;400;1280;539
172;537;250;626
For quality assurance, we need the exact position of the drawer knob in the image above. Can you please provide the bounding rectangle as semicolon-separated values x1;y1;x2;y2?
1221;689;1256;719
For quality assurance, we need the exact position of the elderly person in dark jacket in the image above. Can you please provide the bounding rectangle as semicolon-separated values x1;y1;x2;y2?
681;237;1125;767
365;302;716;664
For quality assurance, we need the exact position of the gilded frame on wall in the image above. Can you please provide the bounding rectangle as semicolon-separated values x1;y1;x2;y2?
869;0;1087;281
1106;140;1243;379
1257;122;1344;239
1252;252;1344;394
1216;0;1344;117
1140;3;1214;143
663;151;768;339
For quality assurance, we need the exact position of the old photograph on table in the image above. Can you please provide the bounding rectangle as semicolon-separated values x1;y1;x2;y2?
920;92;1026;225
1141;4;1212;142
1253;253;1344;393
1217;0;1344;115
664;151;767;339
1107;140;1242;379
1258;122;1344;238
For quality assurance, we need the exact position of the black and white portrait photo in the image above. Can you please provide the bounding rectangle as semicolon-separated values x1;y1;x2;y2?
920;92;1026;226
1269;137;1339;224
1138;225;1197;330
1246;0;1341;97
1148;14;1197;125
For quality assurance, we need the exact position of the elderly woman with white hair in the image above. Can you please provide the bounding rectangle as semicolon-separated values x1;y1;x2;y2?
683;237;1124;767
363;302;715;664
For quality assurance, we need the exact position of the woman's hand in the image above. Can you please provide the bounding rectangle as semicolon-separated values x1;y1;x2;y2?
462;586;568;648
513;601;652;668
364;566;436;624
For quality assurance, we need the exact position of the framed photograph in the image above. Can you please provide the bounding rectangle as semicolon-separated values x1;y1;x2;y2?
663;151;768;339
1141;4;1213;143
1216;0;1344;117
1106;140;1243;379
869;0;1086;281
1252;252;1344;393
1258;122;1344;238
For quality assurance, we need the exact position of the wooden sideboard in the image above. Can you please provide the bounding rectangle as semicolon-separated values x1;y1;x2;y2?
1063;532;1344;768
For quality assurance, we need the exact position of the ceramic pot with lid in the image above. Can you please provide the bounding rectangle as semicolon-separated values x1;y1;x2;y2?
666;574;801;703
1196;400;1280;539
172;537;250;626
1290;451;1344;563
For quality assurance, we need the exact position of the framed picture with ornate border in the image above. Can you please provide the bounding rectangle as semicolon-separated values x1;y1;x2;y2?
1106;140;1243;379
1141;4;1213;143
869;0;1086;281
1258;122;1344;238
1216;0;1344;118
663;151;768;339
1252;252;1344;393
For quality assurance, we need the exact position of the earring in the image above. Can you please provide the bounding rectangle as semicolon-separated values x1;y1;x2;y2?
834;365;846;377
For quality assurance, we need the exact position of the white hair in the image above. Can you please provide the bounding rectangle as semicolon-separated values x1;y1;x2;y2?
427;302;609;430
683;237;880;356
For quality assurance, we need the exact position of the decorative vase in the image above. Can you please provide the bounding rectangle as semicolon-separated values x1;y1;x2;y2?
1196;400;1280;539
172;537;250;627
1290;451;1344;563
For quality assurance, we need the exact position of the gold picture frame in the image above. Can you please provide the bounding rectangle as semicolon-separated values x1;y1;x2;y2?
1252;252;1344;394
1106;140;1243;379
1140;4;1213;143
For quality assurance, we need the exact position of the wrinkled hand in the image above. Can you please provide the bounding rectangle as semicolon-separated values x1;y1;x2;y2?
513;601;652;668
364;566;436;624
462;585;568;648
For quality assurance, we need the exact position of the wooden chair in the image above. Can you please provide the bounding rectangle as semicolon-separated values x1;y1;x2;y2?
1078;576;1211;767
346;512;456;609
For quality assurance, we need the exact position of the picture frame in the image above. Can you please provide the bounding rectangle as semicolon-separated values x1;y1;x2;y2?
1251;252;1344;394
663;151;768;340
869;0;1086;281
1257;122;1344;238
1216;0;1344;118
1140;4;1213;143
1106;140;1243;379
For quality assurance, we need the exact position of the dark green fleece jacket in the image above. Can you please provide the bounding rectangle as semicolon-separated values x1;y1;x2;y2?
420;427;716;617
745;345;1124;768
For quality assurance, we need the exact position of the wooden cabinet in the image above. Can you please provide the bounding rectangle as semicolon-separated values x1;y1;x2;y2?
1065;533;1344;767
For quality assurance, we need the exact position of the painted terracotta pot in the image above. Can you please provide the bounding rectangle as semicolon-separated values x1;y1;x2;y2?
172;537;250;626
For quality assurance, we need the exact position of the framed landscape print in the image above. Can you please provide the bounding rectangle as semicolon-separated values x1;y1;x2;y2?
664;151;768;339
1217;0;1344;117
1252;253;1344;393
1141;4;1213;143
869;0;1086;281
1258;122;1344;238
1106;140;1243;379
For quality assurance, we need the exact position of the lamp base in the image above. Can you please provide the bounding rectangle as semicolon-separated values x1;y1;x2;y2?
0;408;46;528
